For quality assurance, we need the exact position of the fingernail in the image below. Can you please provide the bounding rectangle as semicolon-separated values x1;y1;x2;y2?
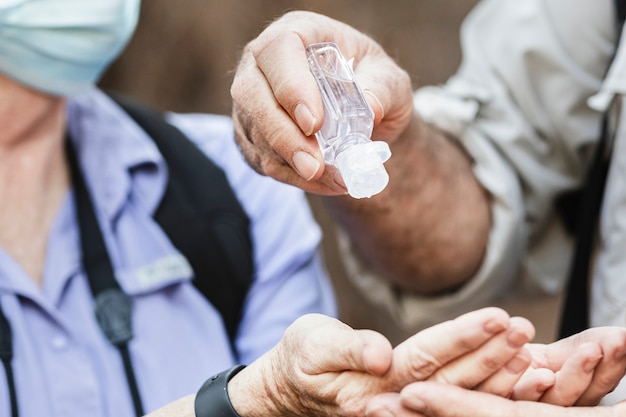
506;328;529;348
483;318;507;334
365;407;395;417
584;354;604;373
505;354;530;374
293;151;321;181
294;103;316;136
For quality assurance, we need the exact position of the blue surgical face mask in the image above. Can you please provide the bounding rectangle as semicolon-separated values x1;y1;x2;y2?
0;0;141;96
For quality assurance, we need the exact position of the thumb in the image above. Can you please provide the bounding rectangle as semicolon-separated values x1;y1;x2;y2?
370;383;507;417
399;382;511;416
394;382;605;417
285;314;393;376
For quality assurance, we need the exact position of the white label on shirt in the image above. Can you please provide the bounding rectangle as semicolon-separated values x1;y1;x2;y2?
135;254;193;288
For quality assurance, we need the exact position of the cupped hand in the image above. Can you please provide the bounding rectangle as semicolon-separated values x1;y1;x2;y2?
367;382;622;417
365;326;626;417
228;308;534;417
514;326;626;405
230;10;414;195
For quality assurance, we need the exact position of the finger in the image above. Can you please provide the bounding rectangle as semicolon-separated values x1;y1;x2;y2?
529;327;626;370
429;316;535;389
472;346;532;396
389;307;511;386
576;329;626;405
366;392;423;417
231;55;346;193
393;382;611;417
231;54;323;177
402;382;515;417
251;30;324;137
510;367;556;401
527;327;626;405
539;342;603;406
233;121;344;196
249;11;371;135
250;11;413;144
285;314;393;376
355;54;414;138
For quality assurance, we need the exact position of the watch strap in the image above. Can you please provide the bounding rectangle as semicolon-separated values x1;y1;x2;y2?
194;365;246;417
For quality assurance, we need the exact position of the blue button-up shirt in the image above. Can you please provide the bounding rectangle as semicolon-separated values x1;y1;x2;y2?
0;89;336;417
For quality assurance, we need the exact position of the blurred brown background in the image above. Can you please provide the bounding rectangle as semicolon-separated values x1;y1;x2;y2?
101;0;478;114
101;0;560;345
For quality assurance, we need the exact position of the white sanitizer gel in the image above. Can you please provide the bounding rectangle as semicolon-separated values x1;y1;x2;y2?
306;42;391;199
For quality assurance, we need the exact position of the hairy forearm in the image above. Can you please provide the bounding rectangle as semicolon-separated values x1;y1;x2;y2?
323;114;491;294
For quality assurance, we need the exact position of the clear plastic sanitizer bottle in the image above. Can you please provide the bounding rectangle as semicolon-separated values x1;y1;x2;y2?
306;42;391;199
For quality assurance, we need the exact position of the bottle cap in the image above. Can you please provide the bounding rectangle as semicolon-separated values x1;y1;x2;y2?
335;140;391;198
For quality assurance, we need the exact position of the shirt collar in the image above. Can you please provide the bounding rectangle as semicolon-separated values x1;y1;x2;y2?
66;88;167;224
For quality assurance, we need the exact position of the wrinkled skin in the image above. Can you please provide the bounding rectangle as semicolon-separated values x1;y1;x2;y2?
228;308;537;417
230;10;413;195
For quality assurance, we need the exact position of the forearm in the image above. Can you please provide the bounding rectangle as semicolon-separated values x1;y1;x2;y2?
227;361;286;417
144;395;195;417
324;113;491;294
143;366;279;417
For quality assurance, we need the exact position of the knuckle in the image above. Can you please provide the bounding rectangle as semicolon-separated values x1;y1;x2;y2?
229;79;244;101
260;157;283;178
272;79;302;107
479;355;502;373
250;29;283;58
263;120;284;146
406;344;444;379
230;53;255;99
397;67;412;92
450;330;481;353
281;10;309;21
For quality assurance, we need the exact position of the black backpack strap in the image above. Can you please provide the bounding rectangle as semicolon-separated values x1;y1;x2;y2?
0;301;18;417
557;0;626;338
111;95;254;352
66;139;145;417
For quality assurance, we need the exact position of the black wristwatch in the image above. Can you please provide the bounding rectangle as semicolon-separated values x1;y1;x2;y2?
194;365;246;417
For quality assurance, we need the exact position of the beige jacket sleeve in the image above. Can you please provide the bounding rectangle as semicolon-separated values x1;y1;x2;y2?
339;0;616;330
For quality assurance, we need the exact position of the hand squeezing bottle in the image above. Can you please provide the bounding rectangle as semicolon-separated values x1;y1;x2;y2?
306;42;391;199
